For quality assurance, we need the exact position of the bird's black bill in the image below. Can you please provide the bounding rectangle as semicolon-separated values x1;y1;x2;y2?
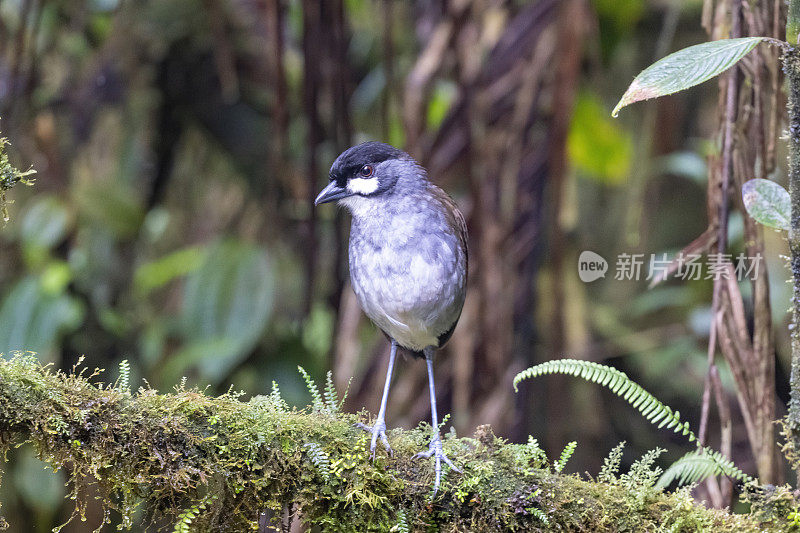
314;182;351;205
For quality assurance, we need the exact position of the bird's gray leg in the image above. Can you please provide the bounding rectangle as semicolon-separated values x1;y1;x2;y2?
413;347;460;494
357;338;396;458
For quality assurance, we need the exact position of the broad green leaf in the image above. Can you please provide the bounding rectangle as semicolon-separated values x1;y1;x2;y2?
568;92;633;184
426;81;457;130
613;37;766;117
19;196;70;250
742;178;790;231
171;239;274;384
0;277;84;360
73;179;145;239
133;245;208;296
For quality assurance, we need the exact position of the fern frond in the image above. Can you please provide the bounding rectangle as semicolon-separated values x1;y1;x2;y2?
529;507;549;524
514;359;695;441
656;448;753;489
117;359;130;393
599;441;626;484
554;441;577;473
390;509;410;533
297;366;325;412
324;371;339;414
622;448;665;491
173;493;218;533
269;381;289;412
338;376;352;411
437;413;451;433
304;442;331;481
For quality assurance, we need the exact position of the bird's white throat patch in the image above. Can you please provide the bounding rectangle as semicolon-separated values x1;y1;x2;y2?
347;177;379;195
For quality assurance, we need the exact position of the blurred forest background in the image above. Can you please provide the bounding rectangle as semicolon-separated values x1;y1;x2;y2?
0;0;792;529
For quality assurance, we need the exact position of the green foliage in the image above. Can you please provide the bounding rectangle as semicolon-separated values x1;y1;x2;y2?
269;380;289;412
0;136;36;225
133;245;208;297
554;441;577;474
174;493;219;533
514;360;752;492
514;359;695;441
568;92;633;184
323;371;350;414
117;359;131;393
741;178;790;231
18;196;71;266
613;38;769;117
298;365;325;412
592;0;644;34
526;436;548;469
304;442;332;482
390;508;409;533
621;448;665;490
619;448;665;508
657;448;753;489
0;353;785;532
529;507;549;525
72;178;145;240
426;81;457;130
599;441;626;484
163;239;275;385
0;276;84;359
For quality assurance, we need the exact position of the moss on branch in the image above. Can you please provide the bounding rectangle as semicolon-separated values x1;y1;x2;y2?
0;354;794;531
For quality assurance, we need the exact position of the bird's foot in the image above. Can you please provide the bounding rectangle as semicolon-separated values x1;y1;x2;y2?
413;433;461;495
356;418;392;459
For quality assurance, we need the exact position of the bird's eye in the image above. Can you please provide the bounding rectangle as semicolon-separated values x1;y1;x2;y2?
359;165;373;177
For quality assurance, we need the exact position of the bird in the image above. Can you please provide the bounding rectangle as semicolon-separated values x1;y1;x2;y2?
314;141;467;494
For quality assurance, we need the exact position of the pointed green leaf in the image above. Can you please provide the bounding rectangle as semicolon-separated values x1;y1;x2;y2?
0;276;84;360
742;178;790;231
168;239;275;385
612;37;765;117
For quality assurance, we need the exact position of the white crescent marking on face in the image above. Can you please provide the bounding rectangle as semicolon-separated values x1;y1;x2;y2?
348;177;379;195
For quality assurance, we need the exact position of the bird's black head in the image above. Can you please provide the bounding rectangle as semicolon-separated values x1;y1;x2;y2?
314;142;412;206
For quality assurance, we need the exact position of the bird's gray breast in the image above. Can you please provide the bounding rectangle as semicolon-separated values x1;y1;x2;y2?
348;198;467;352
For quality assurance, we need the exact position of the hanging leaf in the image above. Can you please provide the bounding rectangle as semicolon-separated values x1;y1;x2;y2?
612;37;766;117
742;178;790;231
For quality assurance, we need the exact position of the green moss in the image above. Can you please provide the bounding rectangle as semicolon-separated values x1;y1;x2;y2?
0;353;793;531
0;137;35;224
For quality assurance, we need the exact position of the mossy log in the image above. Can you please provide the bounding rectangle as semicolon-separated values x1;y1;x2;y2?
0;355;793;532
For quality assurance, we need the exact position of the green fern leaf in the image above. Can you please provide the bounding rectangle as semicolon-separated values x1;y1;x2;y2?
390;509;410;533
297;366;325;412
529;507;549;524
269;380;289;412
173;493;218;533
656;448;753;489
323;371;339;414
304;442;331;482
599;442;626;484
554;441;577;473
117;359;130;393
514;359;695;441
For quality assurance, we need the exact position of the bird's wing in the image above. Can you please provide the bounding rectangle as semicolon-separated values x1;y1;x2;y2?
430;184;468;269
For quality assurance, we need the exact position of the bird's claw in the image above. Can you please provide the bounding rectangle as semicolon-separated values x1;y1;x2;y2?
356;419;392;459
413;433;461;495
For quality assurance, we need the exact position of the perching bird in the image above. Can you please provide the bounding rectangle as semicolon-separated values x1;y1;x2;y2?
315;142;467;493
